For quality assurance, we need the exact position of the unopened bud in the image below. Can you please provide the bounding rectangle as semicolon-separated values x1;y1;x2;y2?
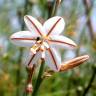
60;55;89;72
57;0;61;5
26;83;33;93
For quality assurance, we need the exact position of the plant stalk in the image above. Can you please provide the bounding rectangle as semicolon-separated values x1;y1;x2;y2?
51;0;59;17
32;59;45;96
82;66;96;96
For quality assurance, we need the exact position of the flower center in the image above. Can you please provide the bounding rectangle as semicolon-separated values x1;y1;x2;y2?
36;37;41;41
30;36;49;54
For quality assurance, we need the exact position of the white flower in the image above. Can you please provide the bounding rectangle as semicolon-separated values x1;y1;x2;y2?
10;15;77;72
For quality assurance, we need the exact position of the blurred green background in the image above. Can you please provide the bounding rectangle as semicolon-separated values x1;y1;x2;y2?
0;0;96;96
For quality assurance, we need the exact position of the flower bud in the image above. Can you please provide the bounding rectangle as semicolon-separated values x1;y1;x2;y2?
26;83;33;93
57;0;61;5
60;55;89;72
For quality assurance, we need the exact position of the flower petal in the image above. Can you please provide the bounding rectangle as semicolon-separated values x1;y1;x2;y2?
24;15;45;36
45;48;61;72
49;35;77;48
10;31;37;47
26;50;41;67
43;16;65;36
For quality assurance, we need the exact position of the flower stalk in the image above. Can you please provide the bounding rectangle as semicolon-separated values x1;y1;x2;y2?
32;59;45;96
23;65;35;96
51;0;61;17
82;65;96;96
26;65;35;93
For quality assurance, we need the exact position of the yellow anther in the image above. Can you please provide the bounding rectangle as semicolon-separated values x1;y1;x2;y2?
37;40;42;44
30;44;39;54
32;44;38;49
43;35;50;40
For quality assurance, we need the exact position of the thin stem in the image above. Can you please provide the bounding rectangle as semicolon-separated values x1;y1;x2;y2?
23;65;35;96
83;0;94;40
32;59;45;96
51;0;59;17
75;27;86;56
65;78;71;96
82;66;96;96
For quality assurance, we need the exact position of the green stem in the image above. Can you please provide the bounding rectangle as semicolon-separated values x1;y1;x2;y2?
82;66;96;96
83;0;94;40
23;65;35;96
51;0;59;17
32;60;45;96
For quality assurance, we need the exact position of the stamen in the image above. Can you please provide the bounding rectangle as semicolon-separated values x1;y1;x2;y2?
31;44;39;54
43;42;49;49
43;35;50;40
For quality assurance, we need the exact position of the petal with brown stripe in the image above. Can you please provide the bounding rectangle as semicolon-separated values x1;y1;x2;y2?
26;50;41;67
45;48;61;72
24;15;45;36
10;31;37;47
49;35;77;48
43;16;65;36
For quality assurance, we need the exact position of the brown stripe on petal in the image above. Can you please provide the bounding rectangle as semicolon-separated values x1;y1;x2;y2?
26;65;35;84
48;48;58;70
60;55;89;72
49;40;77;47
11;38;36;41
26;16;42;36
28;49;40;66
47;18;61;36
28;54;36;66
